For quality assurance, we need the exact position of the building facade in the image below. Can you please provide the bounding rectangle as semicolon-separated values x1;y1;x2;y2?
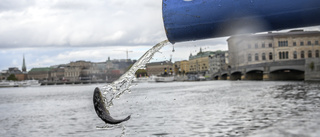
28;68;52;80
208;51;228;74
227;30;320;68
51;67;65;81
188;48;215;74
146;61;173;76
26;59;135;82
173;60;189;75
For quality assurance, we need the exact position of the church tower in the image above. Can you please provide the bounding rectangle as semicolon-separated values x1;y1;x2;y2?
22;55;27;73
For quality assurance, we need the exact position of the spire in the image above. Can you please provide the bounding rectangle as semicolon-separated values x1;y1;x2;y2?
22;54;27;73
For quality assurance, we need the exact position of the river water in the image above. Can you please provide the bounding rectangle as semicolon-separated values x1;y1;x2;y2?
0;81;320;137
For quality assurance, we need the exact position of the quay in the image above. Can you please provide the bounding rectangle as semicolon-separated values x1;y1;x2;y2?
39;80;111;86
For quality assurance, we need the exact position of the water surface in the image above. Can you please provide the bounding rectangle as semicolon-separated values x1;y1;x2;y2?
0;81;319;137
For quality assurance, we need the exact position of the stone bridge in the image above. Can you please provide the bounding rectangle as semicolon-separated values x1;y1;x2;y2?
212;59;319;81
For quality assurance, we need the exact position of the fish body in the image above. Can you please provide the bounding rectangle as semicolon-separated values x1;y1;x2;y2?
93;87;130;124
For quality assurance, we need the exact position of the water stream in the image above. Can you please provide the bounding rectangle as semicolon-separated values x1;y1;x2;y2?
99;40;169;118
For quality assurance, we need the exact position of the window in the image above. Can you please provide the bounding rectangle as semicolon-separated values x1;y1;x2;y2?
300;41;304;46
269;43;272;48
316;50;319;58
279;51;289;59
269;52;273;60
255;53;259;61
279;52;282;59
262;43;265;48
248;44;251;49
301;51;305;58
308;50;312;58
255;43;258;49
248;54;252;62
308;41;312;45
262;53;266;60
278;41;288;47
316;41;319;45
293;42;297;46
293;51;297;59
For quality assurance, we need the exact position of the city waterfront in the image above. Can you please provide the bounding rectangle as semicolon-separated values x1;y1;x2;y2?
0;81;320;137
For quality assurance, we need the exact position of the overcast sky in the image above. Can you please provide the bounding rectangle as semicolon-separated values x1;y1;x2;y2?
0;0;319;71
0;0;230;71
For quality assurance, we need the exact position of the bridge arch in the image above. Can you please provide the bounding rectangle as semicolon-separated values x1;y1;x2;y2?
245;70;263;80
211;73;220;80
230;71;242;80
270;66;305;72
220;73;228;80
269;69;304;81
213;75;219;80
246;67;264;73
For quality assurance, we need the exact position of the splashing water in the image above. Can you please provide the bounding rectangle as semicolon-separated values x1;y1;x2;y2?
100;40;169;109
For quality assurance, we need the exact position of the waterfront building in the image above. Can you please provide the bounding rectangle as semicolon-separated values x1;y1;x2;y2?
61;59;135;81
91;62;107;80
51;66;65;81
64;60;98;81
173;60;189;75
69;60;91;69
63;60;91;81
224;30;320;81
15;74;27;81
146;61;173;76
25;58;135;82
208;51;228;74
228;30;320;68
64;66;84;81
0;66;27;81
28;67;52;80
180;60;190;74
108;59;135;74
8;67;22;74
105;57;136;80
188;48;215;75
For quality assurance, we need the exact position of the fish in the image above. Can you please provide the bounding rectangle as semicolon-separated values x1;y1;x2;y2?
93;87;130;124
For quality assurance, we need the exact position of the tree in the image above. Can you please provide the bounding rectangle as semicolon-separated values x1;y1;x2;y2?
136;69;147;77
127;64;148;77
7;74;18;81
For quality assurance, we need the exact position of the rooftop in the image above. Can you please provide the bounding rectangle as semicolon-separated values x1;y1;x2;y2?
189;48;216;60
29;67;52;72
227;30;320;41
147;61;173;66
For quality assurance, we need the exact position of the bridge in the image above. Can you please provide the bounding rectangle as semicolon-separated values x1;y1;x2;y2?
212;59;320;81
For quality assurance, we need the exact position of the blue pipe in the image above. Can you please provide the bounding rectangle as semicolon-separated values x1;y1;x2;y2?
162;0;320;43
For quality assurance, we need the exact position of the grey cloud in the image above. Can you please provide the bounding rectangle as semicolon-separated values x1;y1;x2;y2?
1;0;318;49
0;0;166;48
50;0;97;11
0;0;35;12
